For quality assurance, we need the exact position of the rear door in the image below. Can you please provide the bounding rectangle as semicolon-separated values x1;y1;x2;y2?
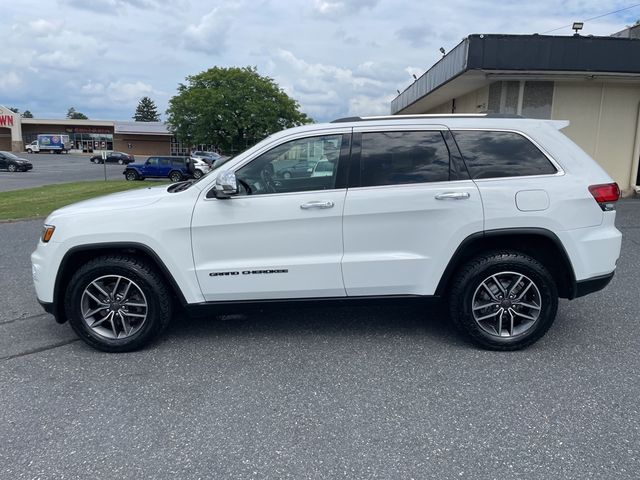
341;125;483;296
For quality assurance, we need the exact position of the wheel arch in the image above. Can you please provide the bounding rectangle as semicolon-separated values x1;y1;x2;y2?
435;228;577;299
52;243;188;323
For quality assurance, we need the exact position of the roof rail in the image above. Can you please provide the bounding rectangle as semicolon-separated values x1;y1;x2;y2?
330;113;523;123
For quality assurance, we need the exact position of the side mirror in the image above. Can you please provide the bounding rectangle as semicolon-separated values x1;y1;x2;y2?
213;170;238;198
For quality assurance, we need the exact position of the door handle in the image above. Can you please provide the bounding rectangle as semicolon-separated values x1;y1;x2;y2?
435;192;470;200
300;201;335;209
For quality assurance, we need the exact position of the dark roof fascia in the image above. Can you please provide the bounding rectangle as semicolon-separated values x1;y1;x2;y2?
392;33;640;114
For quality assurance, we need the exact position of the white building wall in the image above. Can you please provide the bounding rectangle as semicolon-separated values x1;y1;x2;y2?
424;82;639;193
552;82;640;192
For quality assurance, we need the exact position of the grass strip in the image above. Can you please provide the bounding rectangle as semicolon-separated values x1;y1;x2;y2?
0;180;167;222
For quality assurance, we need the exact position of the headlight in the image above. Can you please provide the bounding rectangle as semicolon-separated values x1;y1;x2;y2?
42;225;55;242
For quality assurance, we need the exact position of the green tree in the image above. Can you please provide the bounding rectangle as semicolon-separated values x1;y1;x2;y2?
67;107;88;119
166;66;312;153
8;107;19;114
133;96;160;122
22;110;33;118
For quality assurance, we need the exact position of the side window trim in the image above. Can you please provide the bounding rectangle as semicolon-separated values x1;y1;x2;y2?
442;129;470;182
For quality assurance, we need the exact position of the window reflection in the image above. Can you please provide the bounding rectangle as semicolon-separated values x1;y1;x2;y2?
452;131;557;179
361;131;450;186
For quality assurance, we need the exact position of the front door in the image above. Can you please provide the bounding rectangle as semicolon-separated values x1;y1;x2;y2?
191;132;350;301
341;127;483;296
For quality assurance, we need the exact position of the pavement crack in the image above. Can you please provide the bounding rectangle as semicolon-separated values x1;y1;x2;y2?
0;339;80;361
0;313;50;326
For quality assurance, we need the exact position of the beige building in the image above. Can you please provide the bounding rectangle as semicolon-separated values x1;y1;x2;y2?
391;32;640;195
0;106;191;157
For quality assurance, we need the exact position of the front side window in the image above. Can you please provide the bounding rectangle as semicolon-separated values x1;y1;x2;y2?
146;157;158;166
452;130;557;179
235;135;343;196
360;131;450;187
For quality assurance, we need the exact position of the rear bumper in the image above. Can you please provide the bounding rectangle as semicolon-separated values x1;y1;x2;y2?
573;271;614;299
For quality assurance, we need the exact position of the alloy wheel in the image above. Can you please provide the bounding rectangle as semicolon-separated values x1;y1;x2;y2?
80;275;148;339
471;271;542;338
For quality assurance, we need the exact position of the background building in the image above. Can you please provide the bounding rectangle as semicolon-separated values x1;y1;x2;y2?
391;28;640;194
0;107;193;157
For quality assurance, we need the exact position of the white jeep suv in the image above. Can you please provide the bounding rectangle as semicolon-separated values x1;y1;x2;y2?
31;115;622;352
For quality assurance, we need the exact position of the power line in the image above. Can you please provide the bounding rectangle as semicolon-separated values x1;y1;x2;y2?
541;3;640;34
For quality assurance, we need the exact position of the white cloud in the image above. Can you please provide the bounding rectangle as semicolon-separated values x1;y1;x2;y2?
0;72;22;93
80;80;156;106
312;0;378;15
348;94;394;116
27;19;62;36
1;0;637;120
36;50;81;70
183;3;241;53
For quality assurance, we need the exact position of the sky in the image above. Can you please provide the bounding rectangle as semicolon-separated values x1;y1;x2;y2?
0;0;638;123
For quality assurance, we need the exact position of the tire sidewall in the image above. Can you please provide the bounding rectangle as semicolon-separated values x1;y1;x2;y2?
452;256;558;350
65;261;167;352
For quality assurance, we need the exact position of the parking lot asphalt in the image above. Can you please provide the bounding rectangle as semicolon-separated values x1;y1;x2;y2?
0;200;639;479
0;153;137;192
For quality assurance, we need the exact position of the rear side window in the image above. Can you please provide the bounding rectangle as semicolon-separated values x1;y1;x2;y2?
452;130;557;179
360;131;450;186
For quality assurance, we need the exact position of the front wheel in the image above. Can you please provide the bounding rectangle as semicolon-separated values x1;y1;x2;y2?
169;171;183;182
124;169;139;181
448;251;558;351
7;164;17;172
118;159;124;165
64;255;172;352
26;149;33;154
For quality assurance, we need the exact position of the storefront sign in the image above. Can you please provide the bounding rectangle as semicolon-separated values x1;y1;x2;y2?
0;115;14;127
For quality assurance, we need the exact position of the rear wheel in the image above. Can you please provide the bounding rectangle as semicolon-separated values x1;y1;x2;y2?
282;171;292;179
193;169;203;179
125;169;139;181
64;255;172;352
169;170;183;182
448;251;558;351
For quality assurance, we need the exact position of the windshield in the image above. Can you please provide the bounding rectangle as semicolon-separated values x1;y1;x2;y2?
0;151;19;159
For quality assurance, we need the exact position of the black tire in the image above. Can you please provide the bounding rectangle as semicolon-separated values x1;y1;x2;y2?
282;171;292;179
125;169;138;181
7;163;17;172
193;169;203;179
118;159;124;165
64;255;172;352
169;170;183;182
26;149;33;154
448;251;558;351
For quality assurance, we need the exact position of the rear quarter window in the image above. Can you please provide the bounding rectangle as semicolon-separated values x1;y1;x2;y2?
452;130;557;179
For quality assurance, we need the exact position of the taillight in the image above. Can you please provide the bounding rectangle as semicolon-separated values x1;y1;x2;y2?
588;183;620;211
